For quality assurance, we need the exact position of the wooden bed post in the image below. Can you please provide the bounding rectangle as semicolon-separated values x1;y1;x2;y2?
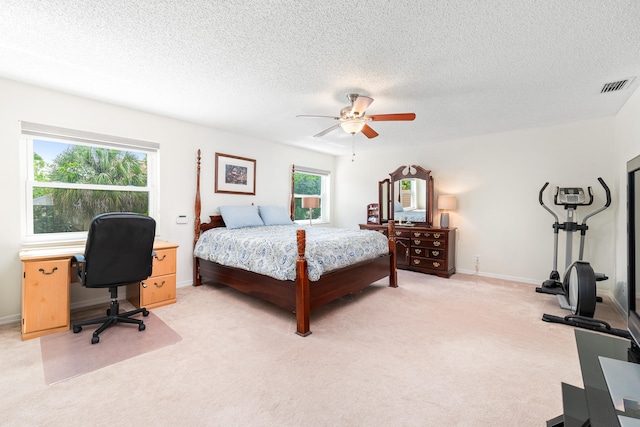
295;229;311;336
290;164;295;220
193;149;202;286
388;221;398;288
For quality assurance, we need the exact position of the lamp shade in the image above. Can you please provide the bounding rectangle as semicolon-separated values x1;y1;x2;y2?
340;120;365;134
302;197;320;209
437;195;457;211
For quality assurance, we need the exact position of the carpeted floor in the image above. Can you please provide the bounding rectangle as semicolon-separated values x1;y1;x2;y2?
40;303;182;385
0;270;628;426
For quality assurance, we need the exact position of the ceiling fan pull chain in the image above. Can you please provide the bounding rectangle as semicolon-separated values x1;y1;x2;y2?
351;135;356;162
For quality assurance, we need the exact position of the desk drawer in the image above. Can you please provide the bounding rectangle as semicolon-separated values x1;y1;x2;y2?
152;249;176;276
22;259;70;337
140;274;176;308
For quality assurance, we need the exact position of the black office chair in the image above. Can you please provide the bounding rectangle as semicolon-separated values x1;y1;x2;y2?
72;212;156;344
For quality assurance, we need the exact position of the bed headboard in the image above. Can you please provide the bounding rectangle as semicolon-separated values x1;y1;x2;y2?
194;149;295;244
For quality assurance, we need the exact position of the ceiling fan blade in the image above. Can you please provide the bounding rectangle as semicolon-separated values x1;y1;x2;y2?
367;113;416;121
297;115;340;120
361;124;379;139
351;96;374;116
314;124;341;137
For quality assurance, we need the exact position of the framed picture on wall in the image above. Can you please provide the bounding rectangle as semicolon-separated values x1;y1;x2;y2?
215;152;256;195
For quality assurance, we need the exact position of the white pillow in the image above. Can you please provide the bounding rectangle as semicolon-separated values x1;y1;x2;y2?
394;200;404;212
218;205;264;229
258;206;293;225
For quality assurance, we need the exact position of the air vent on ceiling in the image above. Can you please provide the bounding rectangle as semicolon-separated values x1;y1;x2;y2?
601;77;635;93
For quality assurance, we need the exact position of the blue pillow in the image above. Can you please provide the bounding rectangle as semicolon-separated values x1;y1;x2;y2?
219;205;264;229
394;200;404;212
258;206;293;225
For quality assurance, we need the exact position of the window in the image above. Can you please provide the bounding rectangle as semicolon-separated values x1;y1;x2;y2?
21;122;159;244
293;167;330;224
400;179;417;209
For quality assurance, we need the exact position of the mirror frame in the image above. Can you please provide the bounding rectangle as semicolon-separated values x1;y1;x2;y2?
388;165;434;226
378;178;391;224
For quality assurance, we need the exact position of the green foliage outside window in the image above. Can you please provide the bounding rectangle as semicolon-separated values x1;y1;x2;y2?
33;144;149;234
293;172;321;221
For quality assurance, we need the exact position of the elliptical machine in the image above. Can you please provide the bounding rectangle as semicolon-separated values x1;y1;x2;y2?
535;178;628;337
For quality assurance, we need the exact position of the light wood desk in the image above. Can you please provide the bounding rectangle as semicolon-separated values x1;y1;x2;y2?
19;240;178;340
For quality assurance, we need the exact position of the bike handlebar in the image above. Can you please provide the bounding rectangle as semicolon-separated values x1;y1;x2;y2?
539;178;610;225
597;177;612;208
539;182;559;222
582;177;611;224
539;182;549;206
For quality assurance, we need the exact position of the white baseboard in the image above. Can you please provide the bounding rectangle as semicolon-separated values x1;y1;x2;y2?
455;268;540;285
1;295;131;327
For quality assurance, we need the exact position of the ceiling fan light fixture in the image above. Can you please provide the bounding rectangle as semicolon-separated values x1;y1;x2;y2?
340;120;365;134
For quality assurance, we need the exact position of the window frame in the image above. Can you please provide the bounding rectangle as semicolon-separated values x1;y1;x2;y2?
293;167;331;225
20;122;160;245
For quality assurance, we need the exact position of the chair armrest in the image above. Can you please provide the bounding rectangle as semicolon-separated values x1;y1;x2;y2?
148;250;157;276
72;254;85;284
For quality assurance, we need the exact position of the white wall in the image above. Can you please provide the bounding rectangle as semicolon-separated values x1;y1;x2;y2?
334;117;619;287
3;76;638;324
612;85;640;311
0;78;334;323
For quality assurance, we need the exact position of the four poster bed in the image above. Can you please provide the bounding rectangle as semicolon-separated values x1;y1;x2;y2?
192;149;397;336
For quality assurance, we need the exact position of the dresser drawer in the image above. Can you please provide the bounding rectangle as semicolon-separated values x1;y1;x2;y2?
409;230;446;239
411;257;447;270
392;229;413;238
373;228;388;237
411;247;445;259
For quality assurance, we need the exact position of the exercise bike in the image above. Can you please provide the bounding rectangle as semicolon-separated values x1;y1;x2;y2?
536;178;627;337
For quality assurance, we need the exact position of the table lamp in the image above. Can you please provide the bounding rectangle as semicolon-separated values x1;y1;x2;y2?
301;197;320;226
437;195;457;228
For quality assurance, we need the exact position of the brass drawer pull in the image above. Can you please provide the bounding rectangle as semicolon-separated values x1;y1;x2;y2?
434;233;441;238
395;231;402;236
413;259;421;265
154;281;166;288
433;241;441;247
424;233;431;237
154;254;167;261
432;250;440;257
38;267;58;275
413;232;422;237
414;239;421;245
415;249;422;254
433;262;441;268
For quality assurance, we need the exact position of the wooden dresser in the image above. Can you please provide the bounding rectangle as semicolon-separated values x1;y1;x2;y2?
360;224;456;278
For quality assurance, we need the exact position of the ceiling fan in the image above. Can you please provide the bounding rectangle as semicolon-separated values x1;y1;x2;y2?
297;93;416;139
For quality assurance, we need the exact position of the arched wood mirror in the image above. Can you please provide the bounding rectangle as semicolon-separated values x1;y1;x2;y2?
387;165;434;226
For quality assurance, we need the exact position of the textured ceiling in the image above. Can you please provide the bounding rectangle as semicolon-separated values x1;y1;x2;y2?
1;1;640;156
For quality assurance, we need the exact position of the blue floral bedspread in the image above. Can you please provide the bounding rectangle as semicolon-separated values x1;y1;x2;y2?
194;225;389;281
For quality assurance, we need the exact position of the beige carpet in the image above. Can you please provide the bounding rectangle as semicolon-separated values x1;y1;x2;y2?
40;303;182;385
0;270;628;426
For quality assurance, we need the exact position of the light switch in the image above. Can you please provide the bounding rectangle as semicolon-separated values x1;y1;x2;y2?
176;215;188;224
